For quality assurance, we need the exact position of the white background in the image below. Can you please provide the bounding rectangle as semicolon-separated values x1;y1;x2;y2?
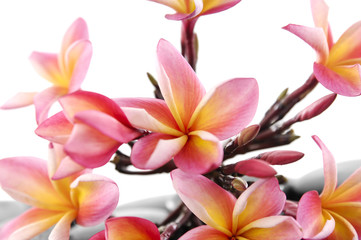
0;0;360;205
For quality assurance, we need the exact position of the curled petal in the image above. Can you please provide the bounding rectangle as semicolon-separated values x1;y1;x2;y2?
48;211;76;240
234;159;277;178
131;133;187;170
331;166;361;203
238;216;302;240
297;191;335;239
233;178;285;231
29;52;63;85
202;0;241;16
179;225;229;240
1;92;37;109
166;0;203;20
174;130;222;174
311;0;329;37
70;174;119;226
171;169;236;236
157;39;206;131
327;211;358;240
283;24;329;64
188;78;258;140
0;208;64;240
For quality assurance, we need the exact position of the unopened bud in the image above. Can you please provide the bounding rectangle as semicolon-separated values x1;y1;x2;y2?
277;88;288;101
237;124;260;147
258;150;304;165
231;177;248;192
296;93;337;122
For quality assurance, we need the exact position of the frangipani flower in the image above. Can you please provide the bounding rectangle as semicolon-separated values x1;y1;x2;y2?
36;90;141;170
1;18;92;123
116;39;258;174
90;217;160;240
297;135;361;239
283;0;361;96
0;144;119;240
148;0;241;21
171;169;302;240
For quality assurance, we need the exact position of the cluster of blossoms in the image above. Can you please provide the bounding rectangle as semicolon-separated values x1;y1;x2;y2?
1;0;361;239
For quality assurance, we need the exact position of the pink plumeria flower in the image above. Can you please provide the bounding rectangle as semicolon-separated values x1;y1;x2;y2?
90;217;160;240
1;18;92;123
297;135;361;239
148;0;241;21
115;39;258;174
283;0;361;96
171;169;302;240
0;144;119;240
36;90;142;170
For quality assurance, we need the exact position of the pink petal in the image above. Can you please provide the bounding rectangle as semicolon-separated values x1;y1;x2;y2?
234;159;277;178
166;0;203;20
311;0;329;38
174;130;223;174
202;0;241;16
52;156;86;180
65;40;92;92
188;78;258;140
327;211;358;240
0;208;64;240
312;135;337;201
330;166;361;203
104;217;160;240
115;97;181;133
64;122;121;168
131;133;187;170
1;92;37;109
0;157;70;210
238;216;302;240
48;211;76;240
297;191;335;239
328;21;361;65
29;52;63;85
314;62;361;96
283;24;329;64
171;169;236;236
156;39;206;131
232;178;285;231
70;173;119;226
35;111;73;145
179;225;230;240
34;86;68;124
89;230;106;240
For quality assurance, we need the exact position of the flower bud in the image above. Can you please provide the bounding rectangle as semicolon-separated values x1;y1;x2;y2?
237;124;260;147
258;150;304;165
296;93;337;122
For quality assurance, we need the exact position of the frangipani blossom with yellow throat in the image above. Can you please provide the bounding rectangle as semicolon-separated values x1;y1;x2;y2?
148;0;241;21
0;144;119;240
171;169;302;240
90;216;160;240
116;39;258;174
296;135;361;239
1;18;92;123
283;0;361;96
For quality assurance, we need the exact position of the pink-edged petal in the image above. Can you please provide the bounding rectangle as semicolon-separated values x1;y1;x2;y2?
29;52;63;85
104;217;160;240
64;122;121;168
131;133;187;170
232;178;285;232
179;225;230;240
0;208;64;240
234;159;277;178
60;90;130;125
35;111;73;144
70;173;119;226
328;21;361;65
188;78;258;140
60;18;89;62
166;0;203;20
297;191;335;239
330;166;361;203
34;86;68;124
157;39;206;131
327;211;358;240
312;135;337;201
311;0;329;37
0;157;70;210
314;62;361;96
202;0;241;16
1;92;37;109
52;156;86;180
74;110;141;143
283;24;329;64
89;230;106;240
66;40;92;92
238;216;302;240
115;97;181;132
48;210;77;240
171;169;236;236
174;130;222;174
